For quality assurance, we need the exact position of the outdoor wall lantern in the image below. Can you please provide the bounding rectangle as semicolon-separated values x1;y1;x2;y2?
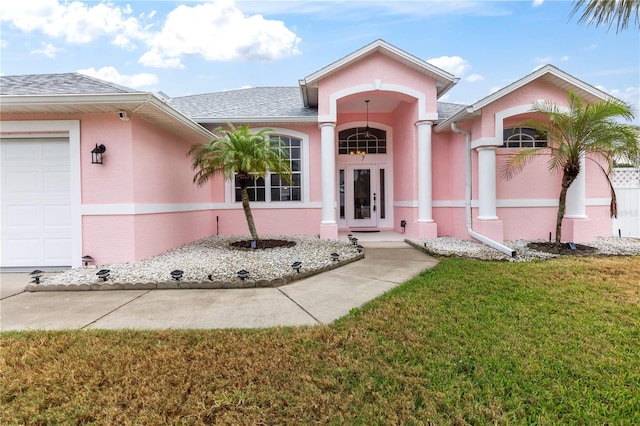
331;252;340;262
96;269;110;282
91;143;106;164
30;270;44;284
237;269;250;281
292;261;302;273
170;270;184;281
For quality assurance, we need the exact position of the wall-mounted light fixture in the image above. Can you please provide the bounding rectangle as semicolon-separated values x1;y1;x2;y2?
118;111;129;121
91;144;106;164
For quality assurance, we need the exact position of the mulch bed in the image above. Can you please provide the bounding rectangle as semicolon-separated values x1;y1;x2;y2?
527;242;598;256
230;239;297;250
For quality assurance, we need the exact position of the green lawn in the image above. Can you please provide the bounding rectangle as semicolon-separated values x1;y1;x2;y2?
2;256;639;425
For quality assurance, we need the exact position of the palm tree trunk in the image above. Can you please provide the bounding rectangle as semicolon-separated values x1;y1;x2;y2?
240;185;260;244
555;168;579;244
556;183;569;244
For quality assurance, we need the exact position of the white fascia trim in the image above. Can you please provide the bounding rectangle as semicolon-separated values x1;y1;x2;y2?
1;120;82;268
146;95;216;140
81;202;323;215
321;82;436;123
194;116;318;124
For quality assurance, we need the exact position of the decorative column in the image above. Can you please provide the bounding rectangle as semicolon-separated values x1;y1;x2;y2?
416;121;437;238
476;147;498;220
472;145;504;242
562;155;592;242
319;122;338;239
565;155;587;218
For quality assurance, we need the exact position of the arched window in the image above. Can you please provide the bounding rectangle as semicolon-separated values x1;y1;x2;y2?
338;127;387;155
234;135;302;202
502;127;547;148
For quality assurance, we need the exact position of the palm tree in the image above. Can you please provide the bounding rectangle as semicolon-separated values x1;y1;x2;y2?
188;124;292;244
503;91;639;243
571;0;640;32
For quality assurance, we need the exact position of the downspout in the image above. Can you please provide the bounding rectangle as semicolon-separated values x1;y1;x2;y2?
451;122;516;258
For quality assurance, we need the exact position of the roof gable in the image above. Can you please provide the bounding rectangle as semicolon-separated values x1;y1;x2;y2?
435;64;615;131
299;39;459;107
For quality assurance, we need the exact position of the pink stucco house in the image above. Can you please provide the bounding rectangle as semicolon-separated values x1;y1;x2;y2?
1;40;617;268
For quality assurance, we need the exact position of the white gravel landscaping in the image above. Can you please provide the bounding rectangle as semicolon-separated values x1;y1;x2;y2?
36;235;640;288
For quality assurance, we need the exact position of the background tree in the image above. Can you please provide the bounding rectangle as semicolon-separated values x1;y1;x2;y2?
571;0;640;32
502;91;639;243
188;124;292;244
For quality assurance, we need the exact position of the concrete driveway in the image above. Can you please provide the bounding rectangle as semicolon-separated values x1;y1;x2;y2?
0;241;438;331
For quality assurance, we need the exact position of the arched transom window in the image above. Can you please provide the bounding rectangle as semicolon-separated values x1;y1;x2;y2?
502;127;548;148
338;127;387;155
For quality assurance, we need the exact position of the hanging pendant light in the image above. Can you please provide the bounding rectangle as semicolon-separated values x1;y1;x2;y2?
364;99;372;139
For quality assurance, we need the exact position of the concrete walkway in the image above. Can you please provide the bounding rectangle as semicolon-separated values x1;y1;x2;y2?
0;240;438;331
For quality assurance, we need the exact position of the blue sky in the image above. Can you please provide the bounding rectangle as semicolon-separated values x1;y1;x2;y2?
1;0;638;122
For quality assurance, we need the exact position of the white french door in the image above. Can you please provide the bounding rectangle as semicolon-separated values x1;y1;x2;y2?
344;164;388;228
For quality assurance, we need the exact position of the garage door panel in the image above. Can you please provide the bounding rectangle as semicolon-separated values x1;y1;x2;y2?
5;238;43;264
44;239;72;264
4;171;42;193
5;205;42;229
43;171;70;192
43;205;71;227
43;141;69;161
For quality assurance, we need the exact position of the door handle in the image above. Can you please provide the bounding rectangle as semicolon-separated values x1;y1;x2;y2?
373;192;376;212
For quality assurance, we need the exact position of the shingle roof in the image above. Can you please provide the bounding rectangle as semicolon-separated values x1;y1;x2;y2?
437;102;467;121
170;87;466;123
0;72;141;95
169;87;317;120
1;72;466;124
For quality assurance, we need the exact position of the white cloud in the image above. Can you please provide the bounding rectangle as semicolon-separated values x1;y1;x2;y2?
596;85;640;123
532;0;544;7
0;0;301;68
30;42;59;58
140;0;300;68
138;51;184;69
0;1;144;47
534;56;553;64
560;55;570;61
465;73;485;83
78;66;158;89
1;39;8;48
427;56;471;76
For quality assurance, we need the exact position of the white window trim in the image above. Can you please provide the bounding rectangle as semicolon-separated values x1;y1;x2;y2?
225;128;311;207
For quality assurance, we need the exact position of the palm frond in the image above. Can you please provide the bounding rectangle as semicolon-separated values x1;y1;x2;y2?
571;0;640;32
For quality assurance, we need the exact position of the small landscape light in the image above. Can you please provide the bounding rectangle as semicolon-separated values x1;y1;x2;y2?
330;252;340;262
347;233;353;240
351;237;358;246
292;261;302;273
30;269;44;284
170;270;184;281
237;269;249;281
356;245;364;253
96;269;110;282
82;255;93;267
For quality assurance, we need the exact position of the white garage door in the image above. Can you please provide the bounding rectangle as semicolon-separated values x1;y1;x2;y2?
1;137;72;267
